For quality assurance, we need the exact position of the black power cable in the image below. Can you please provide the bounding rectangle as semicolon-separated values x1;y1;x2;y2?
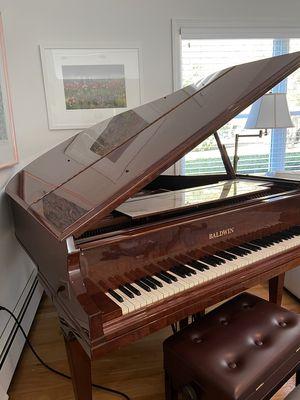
0;306;130;400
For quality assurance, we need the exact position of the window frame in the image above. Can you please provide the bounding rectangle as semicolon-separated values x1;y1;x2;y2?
171;20;300;175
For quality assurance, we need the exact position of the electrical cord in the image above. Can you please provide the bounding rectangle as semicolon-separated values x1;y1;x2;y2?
0;306;130;400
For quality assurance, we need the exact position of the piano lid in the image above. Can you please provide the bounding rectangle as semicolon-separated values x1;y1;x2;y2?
6;51;300;241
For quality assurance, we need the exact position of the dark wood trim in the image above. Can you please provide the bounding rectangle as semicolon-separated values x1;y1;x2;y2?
64;334;92;400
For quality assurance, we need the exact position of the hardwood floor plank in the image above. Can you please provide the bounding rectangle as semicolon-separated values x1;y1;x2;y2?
7;285;300;399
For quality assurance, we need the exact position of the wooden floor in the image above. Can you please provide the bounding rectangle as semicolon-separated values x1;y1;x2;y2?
7;285;300;400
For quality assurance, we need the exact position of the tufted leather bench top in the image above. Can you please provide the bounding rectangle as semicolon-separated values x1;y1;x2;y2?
163;293;300;400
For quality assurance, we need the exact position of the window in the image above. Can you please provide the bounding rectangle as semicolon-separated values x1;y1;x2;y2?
176;31;300;176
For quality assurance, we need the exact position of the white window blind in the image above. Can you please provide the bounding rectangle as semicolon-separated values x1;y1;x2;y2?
179;37;300;176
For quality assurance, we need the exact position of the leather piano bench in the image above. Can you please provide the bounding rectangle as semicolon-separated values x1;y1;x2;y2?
163;293;300;400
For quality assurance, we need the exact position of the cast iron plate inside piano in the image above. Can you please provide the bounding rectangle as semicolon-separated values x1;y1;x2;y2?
116;179;271;219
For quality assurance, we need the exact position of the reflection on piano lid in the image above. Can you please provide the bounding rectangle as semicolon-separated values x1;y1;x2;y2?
116;179;271;219
6;51;300;240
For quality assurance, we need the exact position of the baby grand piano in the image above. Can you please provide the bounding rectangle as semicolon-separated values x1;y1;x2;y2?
6;52;300;399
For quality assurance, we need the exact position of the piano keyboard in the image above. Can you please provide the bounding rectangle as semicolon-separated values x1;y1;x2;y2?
105;226;300;315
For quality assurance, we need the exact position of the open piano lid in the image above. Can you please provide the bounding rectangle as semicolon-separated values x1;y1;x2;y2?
6;51;300;241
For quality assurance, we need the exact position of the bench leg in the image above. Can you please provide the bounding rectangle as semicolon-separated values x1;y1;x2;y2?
296;366;300;386
165;372;178;400
194;310;205;322
269;273;285;305
179;318;189;330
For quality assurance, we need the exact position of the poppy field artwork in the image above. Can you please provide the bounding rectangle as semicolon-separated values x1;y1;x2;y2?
62;64;127;110
41;47;140;129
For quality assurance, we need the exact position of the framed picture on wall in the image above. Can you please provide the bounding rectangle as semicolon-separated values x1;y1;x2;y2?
40;46;141;130
0;14;18;169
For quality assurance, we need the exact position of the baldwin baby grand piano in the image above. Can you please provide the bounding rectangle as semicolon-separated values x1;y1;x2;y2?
6;52;300;400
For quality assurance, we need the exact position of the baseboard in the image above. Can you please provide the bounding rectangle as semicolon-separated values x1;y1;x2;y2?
0;268;43;397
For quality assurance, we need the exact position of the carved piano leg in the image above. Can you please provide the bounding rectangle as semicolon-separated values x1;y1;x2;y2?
64;333;92;400
269;273;285;305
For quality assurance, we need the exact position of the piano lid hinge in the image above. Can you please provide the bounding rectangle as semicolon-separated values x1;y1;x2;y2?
66;236;80;255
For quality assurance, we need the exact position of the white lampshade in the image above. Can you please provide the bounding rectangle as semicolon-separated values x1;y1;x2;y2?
245;93;294;129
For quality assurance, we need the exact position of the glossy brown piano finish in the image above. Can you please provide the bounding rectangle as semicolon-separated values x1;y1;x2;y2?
6;52;300;400
77;187;300;343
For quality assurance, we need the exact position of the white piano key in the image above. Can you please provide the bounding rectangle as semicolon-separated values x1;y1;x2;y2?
152;276;177;296
106;292;129;315
114;289;135;312
106;229;300;316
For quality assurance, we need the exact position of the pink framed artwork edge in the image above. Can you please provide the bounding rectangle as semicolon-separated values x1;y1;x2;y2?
0;13;18;170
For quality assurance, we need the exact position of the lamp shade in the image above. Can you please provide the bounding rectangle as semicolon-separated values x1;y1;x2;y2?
245;93;294;129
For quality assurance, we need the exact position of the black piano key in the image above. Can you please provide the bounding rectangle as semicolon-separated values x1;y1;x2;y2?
171;265;191;277
281;231;295;239
290;226;300;235
136;280;151;292
141;277;157;290
266;233;283;244
278;232;291;239
227;247;246;257
254;238;273;247
189;260;205;271
236;246;251;255
200;257;216;267
160;270;178;282
108;289;124;303
118;285;135;299
155;272;172;284
241;243;260;252
216;251;237;261
180;264;195;276
249;239;268;248
270;237;283;244
195;261;210;270
125;283;141;296
265;237;278;245
207;255;225;265
179;264;197;275
147;276;163;287
170;267;187;278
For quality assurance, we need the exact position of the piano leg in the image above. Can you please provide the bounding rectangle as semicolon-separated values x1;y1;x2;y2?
64;333;92;400
165;372;178;400
269;273;285;305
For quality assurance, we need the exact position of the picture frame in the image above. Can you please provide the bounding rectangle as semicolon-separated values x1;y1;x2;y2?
0;14;18;169
40;45;142;130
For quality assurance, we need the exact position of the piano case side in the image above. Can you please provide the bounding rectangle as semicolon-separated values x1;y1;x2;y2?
8;200;106;355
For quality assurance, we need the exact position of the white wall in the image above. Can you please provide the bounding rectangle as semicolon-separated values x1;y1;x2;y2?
1;0;300;397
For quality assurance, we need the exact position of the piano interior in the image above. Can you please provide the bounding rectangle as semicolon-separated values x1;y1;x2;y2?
75;174;291;243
